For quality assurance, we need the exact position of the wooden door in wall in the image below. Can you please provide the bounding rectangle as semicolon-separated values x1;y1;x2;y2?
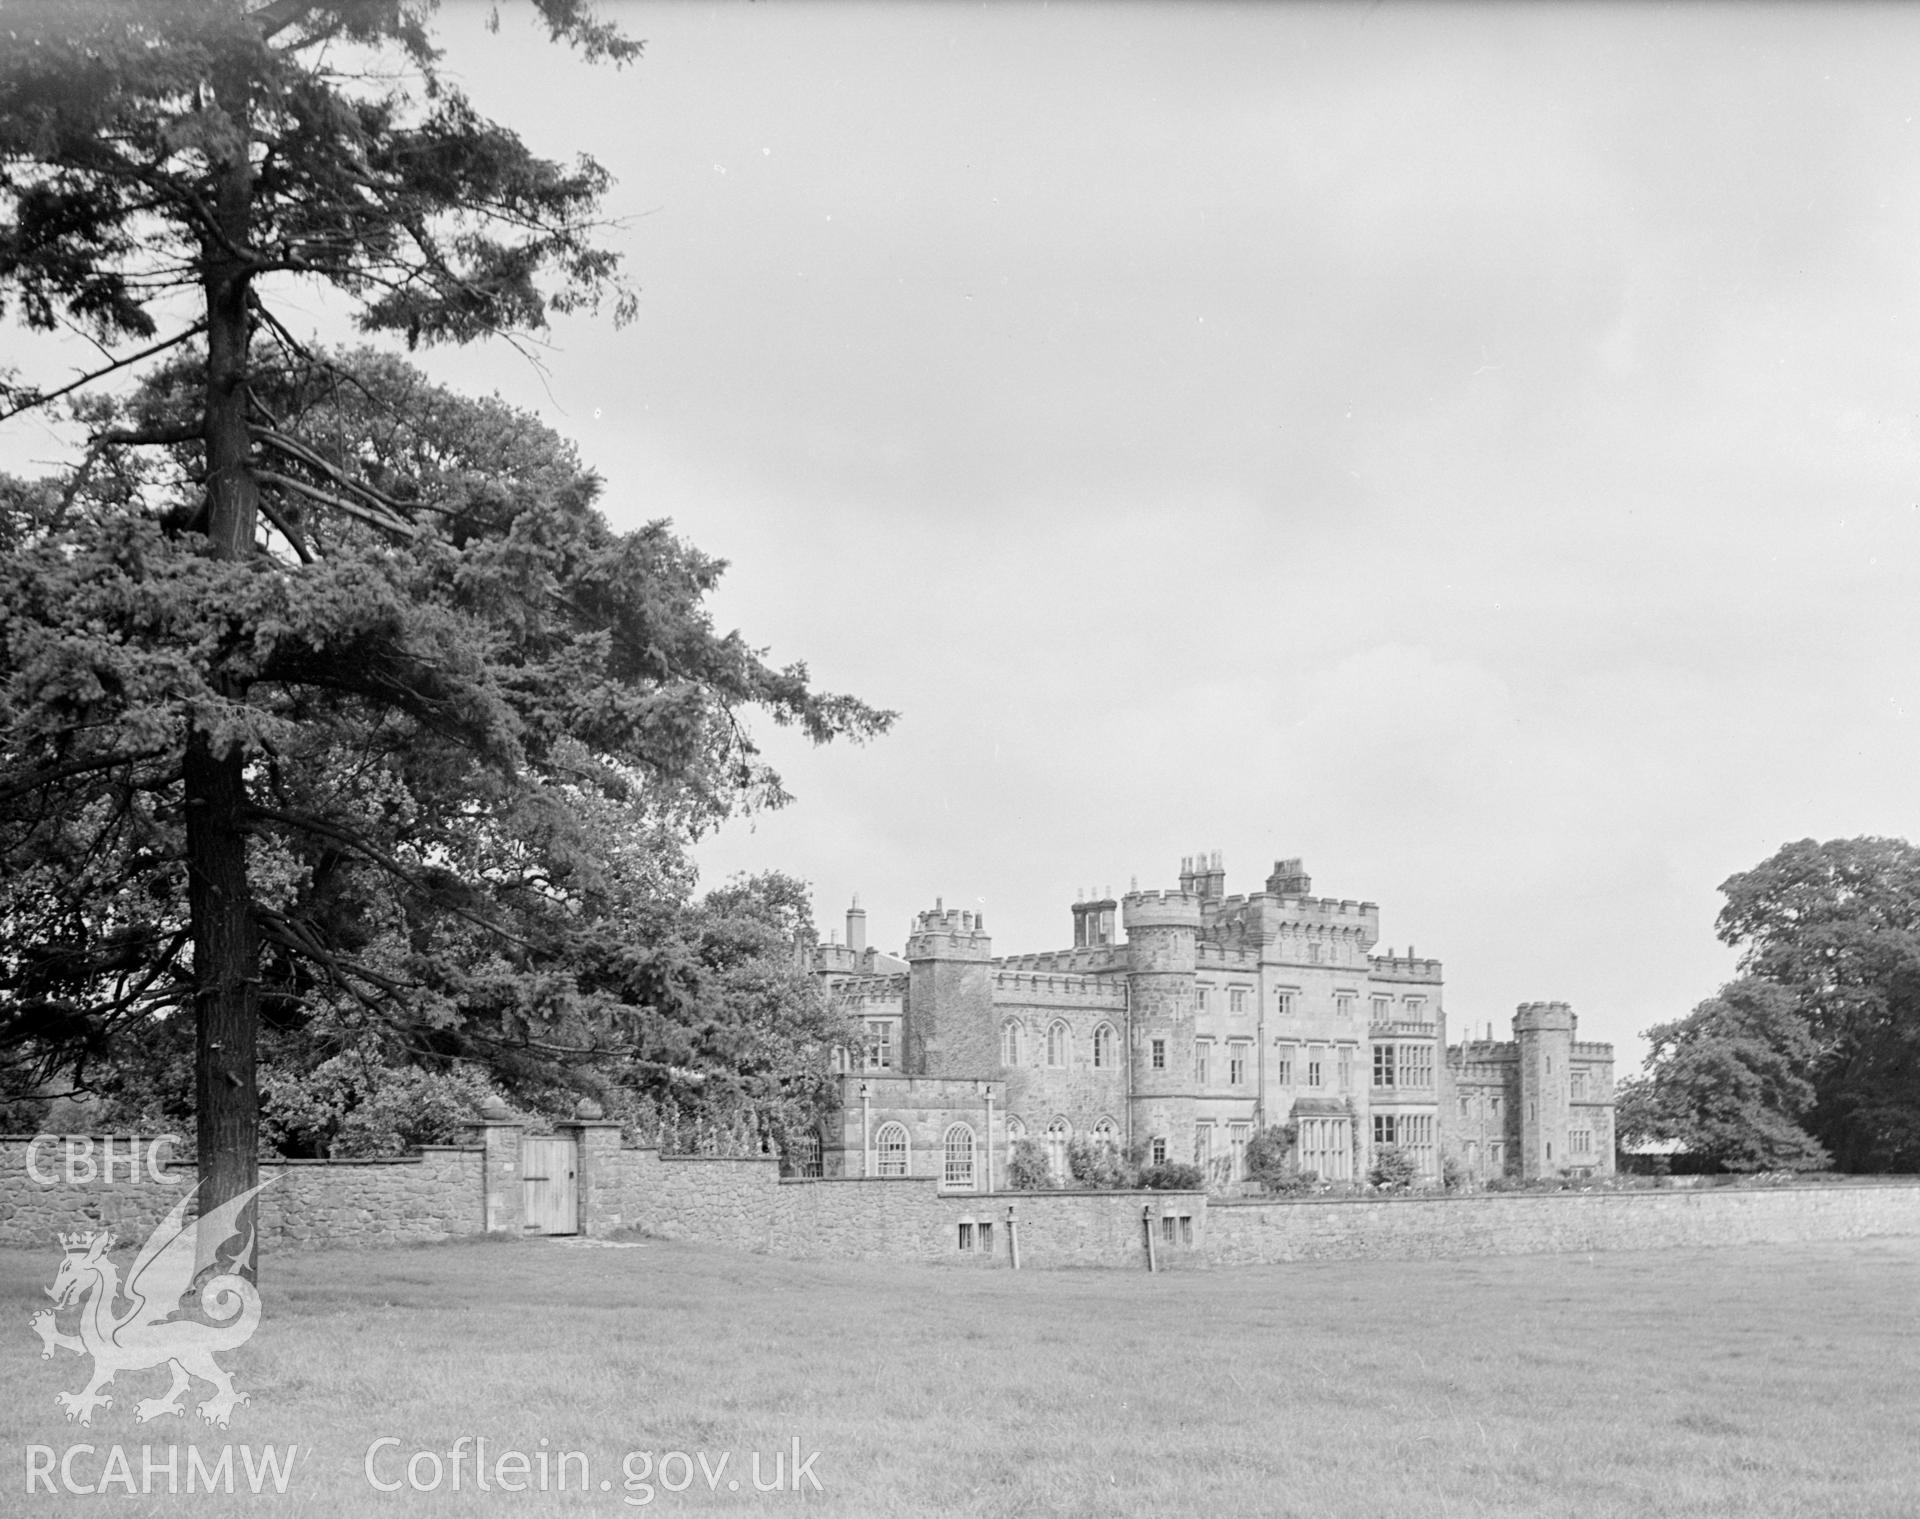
521;1135;579;1234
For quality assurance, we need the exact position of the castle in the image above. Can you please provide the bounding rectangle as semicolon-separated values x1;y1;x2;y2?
802;854;1615;1191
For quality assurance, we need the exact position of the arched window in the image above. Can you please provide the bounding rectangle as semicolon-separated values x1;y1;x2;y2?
1045;1117;1072;1183
943;1124;976;1190
1092;1116;1119;1149
875;1122;909;1178
1001;1019;1022;1067
1005;1114;1026;1152
1046;1020;1070;1068
1092;1023;1115;1069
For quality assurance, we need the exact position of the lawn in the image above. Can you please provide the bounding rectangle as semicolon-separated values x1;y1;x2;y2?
2;1232;1916;1518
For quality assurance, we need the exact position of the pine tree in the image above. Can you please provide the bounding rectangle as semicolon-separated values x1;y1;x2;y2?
0;4;889;1262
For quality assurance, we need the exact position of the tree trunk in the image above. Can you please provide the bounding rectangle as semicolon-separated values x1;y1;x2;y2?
187;47;263;1276
184;730;259;1270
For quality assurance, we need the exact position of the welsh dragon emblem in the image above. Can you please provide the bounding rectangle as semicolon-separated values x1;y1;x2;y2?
29;1180;273;1427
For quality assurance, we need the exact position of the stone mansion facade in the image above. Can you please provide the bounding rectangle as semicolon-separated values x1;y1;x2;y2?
802;854;1615;1192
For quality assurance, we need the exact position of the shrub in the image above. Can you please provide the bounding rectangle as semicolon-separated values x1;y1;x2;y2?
1265;1164;1319;1196
1368;1143;1417;1191
1442;1154;1469;1191
1243;1123;1303;1193
1066;1136;1133;1189
1138;1162;1204;1191
1006;1137;1054;1190
260;1057;495;1158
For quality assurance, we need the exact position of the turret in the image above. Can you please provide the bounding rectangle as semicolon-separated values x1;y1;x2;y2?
1123;887;1202;1163
1514;1000;1576;1178
904;900;994;1077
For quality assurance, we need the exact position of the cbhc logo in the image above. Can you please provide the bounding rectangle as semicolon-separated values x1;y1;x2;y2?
26;1136;183;1186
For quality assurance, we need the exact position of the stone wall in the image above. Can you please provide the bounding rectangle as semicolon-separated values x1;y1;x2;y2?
7;1130;1920;1269
944;1190;1204;1269
1203;1181;1920;1264
0;1135;486;1251
570;1133;1207;1267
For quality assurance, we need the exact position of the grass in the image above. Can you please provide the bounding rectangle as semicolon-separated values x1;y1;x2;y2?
3;1233;1917;1517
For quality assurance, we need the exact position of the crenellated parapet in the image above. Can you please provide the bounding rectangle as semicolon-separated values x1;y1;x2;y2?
998;947;1126;975
905;901;992;963
1204;887;1382;964
991;971;1127;1007
1122;888;1203;929
829;972;910;998
1369;952;1443;984
1514;999;1576;1033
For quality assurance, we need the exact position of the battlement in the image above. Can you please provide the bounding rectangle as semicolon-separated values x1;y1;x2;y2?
1203;892;1382;961
991;972;1127;1007
831;974;910;1005
905;899;992;961
911;905;988;936
1122;889;1203;931
1514;1000;1576;1033
998;948;1125;974
1368;952;1443;982
1572;1040;1614;1058
1210;892;1379;921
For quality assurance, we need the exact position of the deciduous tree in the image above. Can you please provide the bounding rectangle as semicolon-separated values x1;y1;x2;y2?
1624;978;1830;1172
1717;836;1920;1170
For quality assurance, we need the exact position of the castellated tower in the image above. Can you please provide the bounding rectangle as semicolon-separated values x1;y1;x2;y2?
904;904;995;1077
1515;1000;1576;1177
1123;888;1201;1164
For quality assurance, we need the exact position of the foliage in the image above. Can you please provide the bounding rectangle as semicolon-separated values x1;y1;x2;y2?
0;0;652;1226
1441;1153;1468;1191
591;871;857;1156
1715;836;1920;1171
260;1054;495;1158
0;354;886;1117
1623;978;1830;1173
1136;1161;1204;1191
1368;1144;1416;1191
0;0;641;366
1005;1137;1053;1191
1065;1135;1130;1189
1241;1123;1307;1194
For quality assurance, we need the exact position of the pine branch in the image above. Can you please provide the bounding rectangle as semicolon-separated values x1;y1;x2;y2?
254;468;418;541
256;909;410;1002
249;806;541;952
0;323;208;424
0;749;170;810
253;491;315;564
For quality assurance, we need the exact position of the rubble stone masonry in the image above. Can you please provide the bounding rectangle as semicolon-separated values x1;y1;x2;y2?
3;1132;1917;1269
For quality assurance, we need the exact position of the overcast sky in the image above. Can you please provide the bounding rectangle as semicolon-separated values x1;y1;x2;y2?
11;2;1920;1068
